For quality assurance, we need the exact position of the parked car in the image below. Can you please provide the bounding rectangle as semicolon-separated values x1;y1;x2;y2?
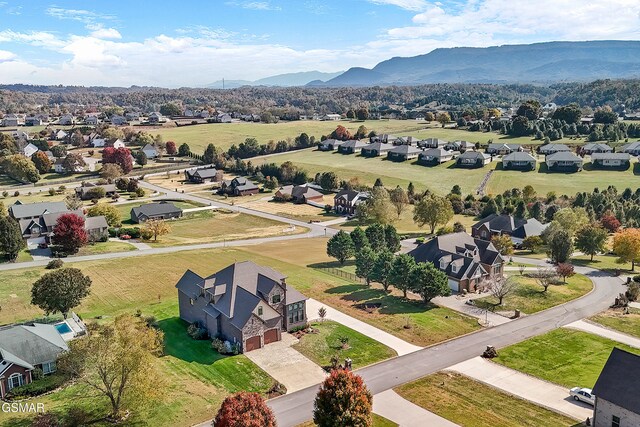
569;387;595;405
120;234;131;240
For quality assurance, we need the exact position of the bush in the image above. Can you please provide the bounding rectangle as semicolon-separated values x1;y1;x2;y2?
436;226;454;236
140;229;153;240
46;259;64;269
211;337;227;353
187;322;209;340
633;275;640;283
627;283;640;302
63;407;92;427
108;227;118;237
118;227;141;238
135;187;146;197
30;413;60;427
7;373;67;399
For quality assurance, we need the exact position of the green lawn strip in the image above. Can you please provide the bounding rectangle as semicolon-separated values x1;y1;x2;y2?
76;241;137;256
590;309;640;339
474;273;592;314
296;414;398;427
394;372;577;427
494;329;640;389
572;254;634;275
293;321;397;369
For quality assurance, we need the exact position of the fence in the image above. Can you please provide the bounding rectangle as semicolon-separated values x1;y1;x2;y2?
315;267;364;284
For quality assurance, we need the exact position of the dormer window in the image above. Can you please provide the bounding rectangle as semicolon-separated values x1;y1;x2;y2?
451;264;458;273
258;306;263;316
439;259;446;269
272;294;281;304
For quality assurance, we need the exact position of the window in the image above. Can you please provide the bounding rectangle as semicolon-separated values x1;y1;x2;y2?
272;294;281;304
8;373;23;390
258;306;263;316
189;298;194;306
288;302;305;324
612;415;620;427
451;264;458;273
42;361;56;375
439;259;446;269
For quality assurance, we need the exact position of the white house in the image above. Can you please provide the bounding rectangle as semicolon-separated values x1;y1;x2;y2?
148;112;164;124
23;143;39;158
321;114;341;121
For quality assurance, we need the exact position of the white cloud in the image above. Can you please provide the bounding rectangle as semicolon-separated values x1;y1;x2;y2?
45;7;115;24
226;1;281;11
0;49;16;62
368;0;428;11
88;27;122;40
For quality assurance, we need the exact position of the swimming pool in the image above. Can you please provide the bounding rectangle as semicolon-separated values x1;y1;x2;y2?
55;322;72;334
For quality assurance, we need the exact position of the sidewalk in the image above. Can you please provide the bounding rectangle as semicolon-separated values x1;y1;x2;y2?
373;390;460;427
305;298;422;356
564;319;640;348
448;357;592;420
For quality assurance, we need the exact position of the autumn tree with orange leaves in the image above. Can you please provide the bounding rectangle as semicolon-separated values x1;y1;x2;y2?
213;392;276;427
313;369;372;427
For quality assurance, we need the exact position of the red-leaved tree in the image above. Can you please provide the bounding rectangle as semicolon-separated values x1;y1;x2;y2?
102;147;133;174
601;214;621;233
313;369;372;427
213;392;276;427
52;213;88;254
556;262;575;283
331;125;353;141
166;141;177;155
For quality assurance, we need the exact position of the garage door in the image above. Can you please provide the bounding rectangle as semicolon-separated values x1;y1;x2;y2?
245;336;261;352
264;328;279;345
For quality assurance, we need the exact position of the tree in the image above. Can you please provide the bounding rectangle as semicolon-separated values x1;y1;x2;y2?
384;224;401;252
135;150;148;167
530;268;560;292
62;154;86;174
213;392;276;427
51;145;67;158
491;234;514;256
52;213;88;254
330;125;352;141
165;141;177;155
522;185;537;203
364;223;386;252
71;131;85;148
556;263;575;283
102;126;125;141
547;229;573;263
356;107;369;121
521;235;543;253
487;275;518;305
0;216;25;261
319;171;339;191
102;147;133;173
516;100;541;120
600;214;621;233
437;112;451;127
575;225;608;261
354;124;368;139
389;186;409;218
2;155;40;183
389;253;417;298
613;228;640;271
593;106;618;124
58;314;163;419
87;203;122;227
142;219;171;242
313;369;372;427
31;268;91;318
327;231;355;265
100;163;123;180
355;247;377;286
552;103;582;124
361;186;395;225
350;226;369;252
371;249;394;292
31;151;52;174
203;143;217;164
409;262;450;303
553;207;589;236
178;143;191;157
413;195;454;234
160;102;182;117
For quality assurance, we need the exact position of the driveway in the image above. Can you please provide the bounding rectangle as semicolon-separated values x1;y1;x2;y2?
565;319;640;349
373;390;459;427
447;357;592;420
432;294;512;327
244;333;327;393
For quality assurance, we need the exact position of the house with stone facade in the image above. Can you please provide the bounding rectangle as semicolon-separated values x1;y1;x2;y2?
175;261;308;352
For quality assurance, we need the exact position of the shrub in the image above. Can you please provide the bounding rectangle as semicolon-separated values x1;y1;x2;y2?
46;259;64;269
119;227;141;238
7;373;67;399
633;275;640;283
436;225;454;236
108;227;118;238
135;187;146;197
63;407;91;427
30;413;60;427
14;190;19;197
627;283;640;302
140;229;153;240
2;191;7;197
48;188;55;196
187;322;208;340
211;337;227;353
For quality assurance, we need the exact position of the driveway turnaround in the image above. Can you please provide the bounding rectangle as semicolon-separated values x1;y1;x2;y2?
565;319;640;348
447;357;592;420
432;294;511;327
305;298;422;356
373;390;460;427
244;333;327;393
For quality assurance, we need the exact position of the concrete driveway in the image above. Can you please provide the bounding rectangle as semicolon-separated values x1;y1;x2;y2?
244;333;326;393
373;390;459;427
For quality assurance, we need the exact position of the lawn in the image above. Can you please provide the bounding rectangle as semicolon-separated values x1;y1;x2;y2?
474;273;593;315
395;372;578;427
293;321;397;369
76;241;137;256
241;197;339;223
572;254;634;275
494;328;640;388
297;414;397;427
590;308;640;339
0;189;67;206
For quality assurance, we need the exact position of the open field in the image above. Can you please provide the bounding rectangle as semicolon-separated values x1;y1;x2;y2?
591;308;640;339
395;372;578;427
292;321;397;369
297;414;397;427
475;273;593;315
494;328;640;388
152;120;432;153
76;241;137;256
241;196;338;222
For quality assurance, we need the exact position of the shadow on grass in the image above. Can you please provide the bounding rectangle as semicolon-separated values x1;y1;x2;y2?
308;260;356;270
572;258;633;276
325;284;368;295
157;317;226;365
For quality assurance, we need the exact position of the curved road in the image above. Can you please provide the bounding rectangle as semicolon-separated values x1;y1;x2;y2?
267;260;626;427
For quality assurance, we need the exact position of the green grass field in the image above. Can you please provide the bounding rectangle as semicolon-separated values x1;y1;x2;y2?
591;308;640;339
475;273;593;314
494;328;640;388
76;241;137;256
572;254;634;274
293;321;397;369
395;372;578;427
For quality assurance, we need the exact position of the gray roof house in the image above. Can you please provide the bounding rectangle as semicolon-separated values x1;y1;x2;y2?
0;323;68;398
16;207;108;245
408;232;505;293
141;144;158;159
546;151;583;171
361;142;394;157
386;144;423;162
456;151;492;168
620;141;640;156
318;139;344;151
592;348;640;427
130;201;183;224
486;143;521;155
275;184;323;204
419;138;448;149
444;140;474;152
418;148;460;165
591;152;631;169
9;201;68;222
74;183;118;200
185;168;222;184
338;140;369;154
472;214;548;246
221;177;259;196
175;261;308;352
538;143;571;155
502;151;537;171
582;143;613;154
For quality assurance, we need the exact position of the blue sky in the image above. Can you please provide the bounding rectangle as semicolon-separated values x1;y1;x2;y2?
0;0;639;87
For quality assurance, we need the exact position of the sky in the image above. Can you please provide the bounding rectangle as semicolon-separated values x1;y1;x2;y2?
0;0;639;87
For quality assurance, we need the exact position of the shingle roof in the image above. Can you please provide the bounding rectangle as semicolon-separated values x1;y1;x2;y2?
539;143;571;153
0;323;68;367
85;215;108;230
592;348;640;414
191;168;218;179
420;148;458;159
131;202;182;219
458;151;490;160
9;201;68;220
511;218;548;239
591;152;631;161
503;152;536;162
546;151;582;162
362;142;393;153
388;144;423;155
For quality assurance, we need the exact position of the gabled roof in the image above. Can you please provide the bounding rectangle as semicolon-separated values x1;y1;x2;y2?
142;144;157;152
503;152;536;162
420;148;458;158
458;150;490;160
188;168;218;179
0;348;34;375
9;201;67;220
621;141;640;151
592;348;640;414
487;143;520;151
362;142;393;152
421;138;448;146
291;185;322;200
340;140;369;149
131;202;182;219
334;189;369;203
388;144;423;155
539;143;570;153
0;323;68;367
85;215;108;230
591;152;631;161
582;143;613;152
546;151;582;162
511;218;548;239
473;214;526;234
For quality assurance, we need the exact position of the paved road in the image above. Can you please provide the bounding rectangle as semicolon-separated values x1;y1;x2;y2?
268;264;626;427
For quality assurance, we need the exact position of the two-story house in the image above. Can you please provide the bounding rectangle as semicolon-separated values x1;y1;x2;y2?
333;189;369;216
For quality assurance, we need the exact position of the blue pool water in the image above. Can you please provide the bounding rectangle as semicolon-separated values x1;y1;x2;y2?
55;323;72;334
